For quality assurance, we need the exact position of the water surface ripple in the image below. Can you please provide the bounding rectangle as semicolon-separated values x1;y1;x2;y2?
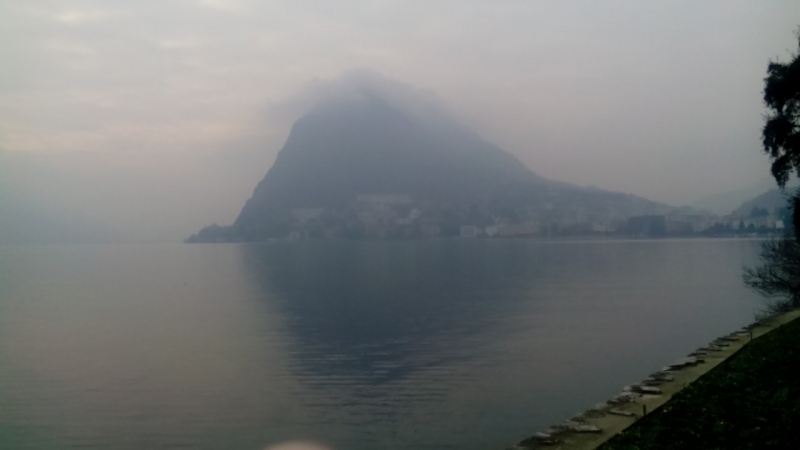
0;239;764;449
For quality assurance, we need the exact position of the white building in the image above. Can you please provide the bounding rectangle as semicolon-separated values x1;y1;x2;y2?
460;225;478;238
356;193;411;205
291;208;324;222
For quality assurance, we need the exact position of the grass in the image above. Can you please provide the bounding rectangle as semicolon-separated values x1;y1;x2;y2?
599;315;800;450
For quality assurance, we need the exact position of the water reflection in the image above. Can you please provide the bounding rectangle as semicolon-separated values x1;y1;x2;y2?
240;240;541;384
235;239;765;449
238;240;555;448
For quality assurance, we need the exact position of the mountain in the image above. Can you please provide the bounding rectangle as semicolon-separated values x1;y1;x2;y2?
690;180;796;215
189;83;670;242
236;95;542;224
731;188;793;217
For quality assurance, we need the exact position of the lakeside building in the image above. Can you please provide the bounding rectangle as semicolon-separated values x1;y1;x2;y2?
665;220;693;235
722;214;784;231
269;192;789;241
498;223;539;237
421;223;441;237
484;224;502;237
460;225;478;238
743;216;777;229
627;215;666;236
356;193;412;205
291;208;324;222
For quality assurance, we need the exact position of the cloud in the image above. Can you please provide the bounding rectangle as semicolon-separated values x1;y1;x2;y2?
0;120;252;153
268;69;456;126
195;0;247;14
43;40;94;54
1;0;799;241
54;10;109;25
156;36;204;50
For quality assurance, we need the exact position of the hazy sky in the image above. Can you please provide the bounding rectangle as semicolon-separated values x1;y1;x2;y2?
2;0;799;241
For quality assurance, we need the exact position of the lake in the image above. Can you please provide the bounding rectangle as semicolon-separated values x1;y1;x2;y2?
0;239;766;450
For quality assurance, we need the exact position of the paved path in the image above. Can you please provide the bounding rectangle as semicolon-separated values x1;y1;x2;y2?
510;309;800;450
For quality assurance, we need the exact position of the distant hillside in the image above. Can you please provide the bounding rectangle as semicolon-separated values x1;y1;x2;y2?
189;78;671;242
732;189;793;217
692;180;800;215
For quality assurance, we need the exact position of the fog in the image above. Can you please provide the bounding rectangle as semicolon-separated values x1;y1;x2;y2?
1;0;799;242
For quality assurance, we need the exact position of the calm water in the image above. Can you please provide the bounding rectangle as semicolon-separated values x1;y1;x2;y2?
0;239;765;450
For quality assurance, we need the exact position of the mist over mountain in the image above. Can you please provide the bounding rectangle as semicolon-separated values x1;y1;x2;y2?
688;177;789;215
732;189;794;217
238;95;539;222
190;74;671;242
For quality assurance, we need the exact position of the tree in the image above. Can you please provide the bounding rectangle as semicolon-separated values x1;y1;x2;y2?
762;31;800;234
744;239;800;309
744;31;800;310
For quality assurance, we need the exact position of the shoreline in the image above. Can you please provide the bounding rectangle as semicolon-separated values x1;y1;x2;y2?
508;308;800;450
183;234;775;246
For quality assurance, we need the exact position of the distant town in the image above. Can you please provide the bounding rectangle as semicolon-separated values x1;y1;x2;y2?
188;192;791;243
